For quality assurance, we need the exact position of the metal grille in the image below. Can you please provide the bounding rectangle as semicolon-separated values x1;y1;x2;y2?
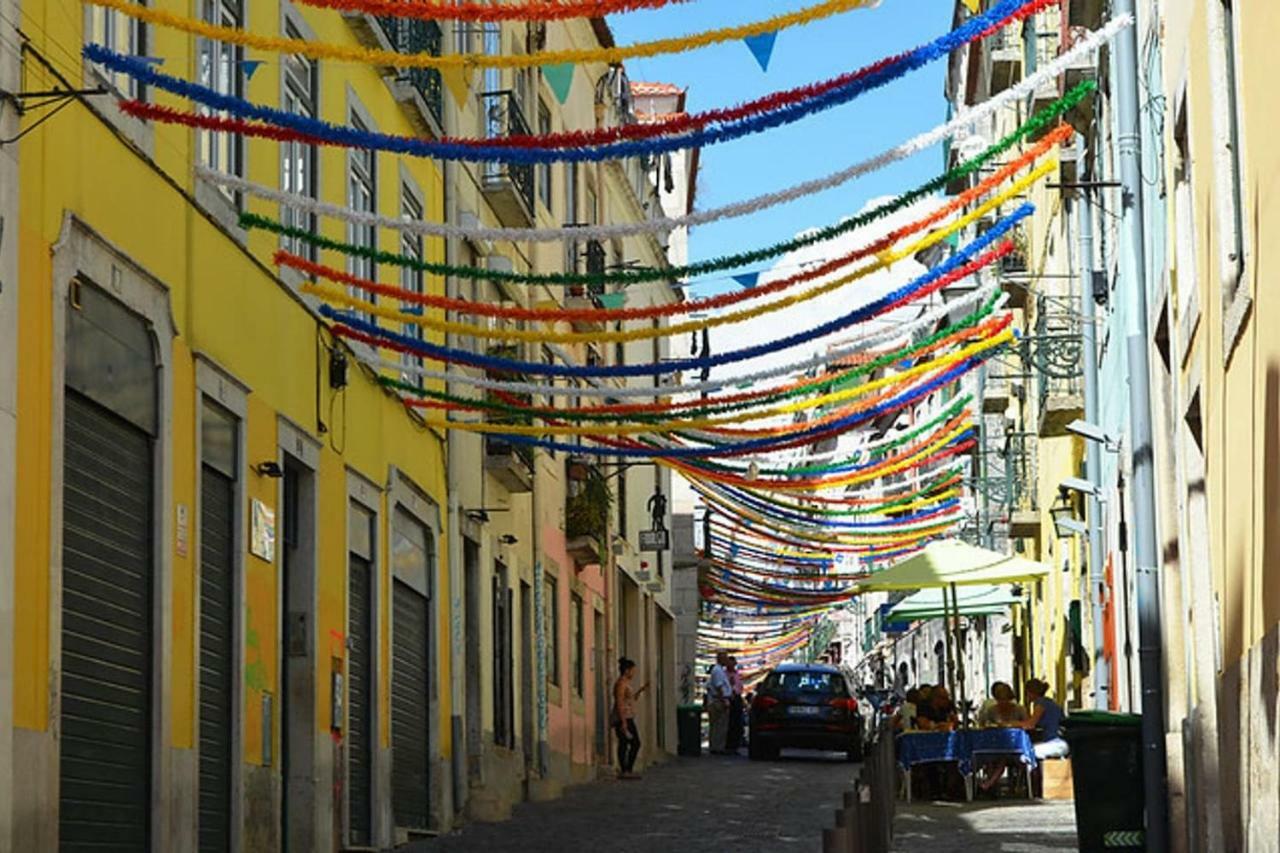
348;554;374;845
59;391;153;852
199;466;235;853
391;580;430;830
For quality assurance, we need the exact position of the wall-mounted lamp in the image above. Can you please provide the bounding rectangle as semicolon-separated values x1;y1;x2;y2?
498;534;518;546
254;461;284;478
1066;419;1120;452
1059;476;1101;498
1050;489;1088;538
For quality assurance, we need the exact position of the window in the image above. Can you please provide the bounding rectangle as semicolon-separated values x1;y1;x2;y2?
541;345;557;458
570;593;584;696
399;186;426;387
544;574;560;688
87;1;145;98
198;0;244;185
281;30;318;259
616;466;627;539
537;101;553;211
347;111;377;325
564;162;579;272
493;561;514;747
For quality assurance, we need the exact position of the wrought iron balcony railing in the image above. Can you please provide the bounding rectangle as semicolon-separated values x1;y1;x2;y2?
374;16;444;130
1030;294;1085;436
481;90;536;219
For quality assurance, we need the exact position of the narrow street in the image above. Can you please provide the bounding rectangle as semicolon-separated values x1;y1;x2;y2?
415;752;861;852
890;801;1077;852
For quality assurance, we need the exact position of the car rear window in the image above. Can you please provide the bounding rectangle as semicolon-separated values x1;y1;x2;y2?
762;670;850;697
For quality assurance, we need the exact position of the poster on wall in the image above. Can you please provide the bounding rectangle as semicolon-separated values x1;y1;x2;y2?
250;498;276;563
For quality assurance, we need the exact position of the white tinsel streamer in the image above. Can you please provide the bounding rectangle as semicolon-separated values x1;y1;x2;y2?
197;16;1129;245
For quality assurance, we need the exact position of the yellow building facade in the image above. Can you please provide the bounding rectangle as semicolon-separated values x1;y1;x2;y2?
1;0;687;848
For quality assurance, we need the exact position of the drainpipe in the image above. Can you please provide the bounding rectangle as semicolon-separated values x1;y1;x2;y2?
443;153;468;818
1074;165;1108;711
1111;2;1169;846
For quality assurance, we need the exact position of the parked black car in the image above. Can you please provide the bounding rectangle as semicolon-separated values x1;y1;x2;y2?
748;663;864;762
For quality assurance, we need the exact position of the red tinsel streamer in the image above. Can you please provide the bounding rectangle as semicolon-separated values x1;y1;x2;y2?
293;0;692;22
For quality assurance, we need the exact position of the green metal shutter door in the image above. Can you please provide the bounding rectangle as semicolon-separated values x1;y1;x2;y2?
391;580;430;830
198;466;234;852
59;390;153;852
348;555;374;845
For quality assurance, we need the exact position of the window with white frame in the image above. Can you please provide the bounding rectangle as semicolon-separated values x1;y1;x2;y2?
1211;0;1250;355
87;1;146;99
198;0;244;187
537;100;553;211
281;30;318;260
347;111;378;326
399;186;426;387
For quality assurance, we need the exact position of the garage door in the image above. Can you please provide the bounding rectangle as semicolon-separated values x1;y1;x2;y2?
198;450;235;852
391;580;430;830
59;390;153;852
348;502;374;846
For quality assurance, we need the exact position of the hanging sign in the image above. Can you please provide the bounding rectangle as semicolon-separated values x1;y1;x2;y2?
639;528;670;551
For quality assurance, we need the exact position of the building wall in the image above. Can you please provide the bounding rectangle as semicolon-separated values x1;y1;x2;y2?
9;0;455;849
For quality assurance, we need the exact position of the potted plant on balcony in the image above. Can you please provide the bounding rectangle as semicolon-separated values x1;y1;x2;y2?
565;464;612;566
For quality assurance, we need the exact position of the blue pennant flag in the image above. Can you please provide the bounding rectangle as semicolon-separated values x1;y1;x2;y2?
240;60;264;80
731;271;760;289
743;31;778;72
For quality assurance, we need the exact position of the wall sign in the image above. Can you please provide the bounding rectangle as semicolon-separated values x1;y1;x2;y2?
250;498;276;562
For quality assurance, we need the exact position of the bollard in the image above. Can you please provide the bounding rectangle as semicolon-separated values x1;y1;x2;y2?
838;800;862;853
823;826;849;853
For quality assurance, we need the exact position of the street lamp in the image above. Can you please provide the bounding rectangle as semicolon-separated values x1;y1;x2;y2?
1050;489;1088;538
1066;418;1121;452
1059;476;1100;498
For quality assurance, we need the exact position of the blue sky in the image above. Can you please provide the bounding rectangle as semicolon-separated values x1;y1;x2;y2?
608;0;957;295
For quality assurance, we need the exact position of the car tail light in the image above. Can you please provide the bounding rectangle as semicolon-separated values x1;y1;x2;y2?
829;698;858;712
753;695;779;711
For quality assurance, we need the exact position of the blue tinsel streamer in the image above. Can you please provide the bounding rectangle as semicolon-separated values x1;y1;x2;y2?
83;0;1034;165
323;204;1030;380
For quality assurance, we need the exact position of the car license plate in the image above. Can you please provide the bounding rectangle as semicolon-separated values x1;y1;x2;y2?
788;705;821;716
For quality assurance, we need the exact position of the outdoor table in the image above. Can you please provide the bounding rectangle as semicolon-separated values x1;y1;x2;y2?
896;731;969;802
896;729;1039;802
968;727;1038;799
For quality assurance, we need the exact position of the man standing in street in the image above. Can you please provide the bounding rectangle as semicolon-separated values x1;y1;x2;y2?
707;651;733;754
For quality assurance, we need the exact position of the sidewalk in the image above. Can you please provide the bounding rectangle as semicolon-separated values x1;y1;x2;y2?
890;800;1078;852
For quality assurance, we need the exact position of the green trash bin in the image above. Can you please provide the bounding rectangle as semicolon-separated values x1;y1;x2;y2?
677;704;703;757
1061;711;1145;852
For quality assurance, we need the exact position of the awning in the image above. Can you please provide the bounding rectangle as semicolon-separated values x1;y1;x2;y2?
855;538;1050;592
885;584;1020;622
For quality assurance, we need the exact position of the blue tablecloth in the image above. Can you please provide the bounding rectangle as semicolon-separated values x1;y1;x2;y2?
897;728;1037;775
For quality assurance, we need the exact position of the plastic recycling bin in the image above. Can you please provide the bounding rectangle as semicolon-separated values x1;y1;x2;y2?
1061;711;1145;851
677;704;703;757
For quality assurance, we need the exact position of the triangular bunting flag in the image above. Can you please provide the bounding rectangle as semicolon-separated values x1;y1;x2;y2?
441;65;471;109
240;59;264;79
543;63;575;104
731;271;760;289
743;31;778;72
961;0;981;12
596;292;627;309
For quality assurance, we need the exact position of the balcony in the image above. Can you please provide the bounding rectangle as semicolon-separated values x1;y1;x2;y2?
1032;295;1086;437
482;344;535;492
481;91;536;226
987;24;1023;94
367;16;445;134
565;239;608;331
565;458;611;567
1003;432;1040;539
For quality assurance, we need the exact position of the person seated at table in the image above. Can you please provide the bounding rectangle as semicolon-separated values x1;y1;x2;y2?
895;688;920;731
977;682;1027;727
1016;678;1068;759
916;684;958;731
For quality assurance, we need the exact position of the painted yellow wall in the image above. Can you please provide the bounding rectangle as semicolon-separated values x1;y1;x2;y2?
17;0;451;763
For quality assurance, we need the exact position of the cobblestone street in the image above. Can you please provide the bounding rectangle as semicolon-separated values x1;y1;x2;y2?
414;752;1079;853
414;751;861;853
890;801;1078;852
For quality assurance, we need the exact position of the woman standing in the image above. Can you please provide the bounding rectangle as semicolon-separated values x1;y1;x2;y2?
612;657;648;779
